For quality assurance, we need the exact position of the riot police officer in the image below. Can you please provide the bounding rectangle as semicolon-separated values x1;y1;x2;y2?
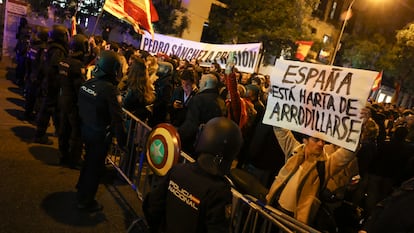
57;34;88;168
143;117;243;233
34;25;69;144
76;50;127;212
24;27;48;121
14;17;31;87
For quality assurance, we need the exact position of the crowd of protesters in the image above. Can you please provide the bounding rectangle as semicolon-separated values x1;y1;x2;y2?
12;19;414;232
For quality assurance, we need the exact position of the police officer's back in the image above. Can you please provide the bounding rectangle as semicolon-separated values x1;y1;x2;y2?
77;50;126;141
24;27;48;120
57;34;88;167
34;25;69;144
76;50;126;211
143;117;243;233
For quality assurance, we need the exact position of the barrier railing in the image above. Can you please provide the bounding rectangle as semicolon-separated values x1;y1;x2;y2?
230;190;321;233
107;109;320;233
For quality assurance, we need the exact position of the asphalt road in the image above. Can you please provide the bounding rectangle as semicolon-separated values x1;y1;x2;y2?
0;57;144;233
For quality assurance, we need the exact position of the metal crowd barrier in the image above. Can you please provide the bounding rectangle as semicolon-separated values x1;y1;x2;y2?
230;190;321;233
106;108;320;233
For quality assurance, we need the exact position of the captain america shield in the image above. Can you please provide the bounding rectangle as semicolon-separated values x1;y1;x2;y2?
146;123;181;176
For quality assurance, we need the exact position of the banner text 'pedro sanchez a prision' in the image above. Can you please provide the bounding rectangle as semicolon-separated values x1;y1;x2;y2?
140;32;262;74
263;59;378;152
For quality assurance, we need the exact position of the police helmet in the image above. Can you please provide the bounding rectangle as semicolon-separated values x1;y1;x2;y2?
92;50;121;79
48;24;69;45
36;27;49;42
156;61;173;78
196;117;243;176
69;34;88;55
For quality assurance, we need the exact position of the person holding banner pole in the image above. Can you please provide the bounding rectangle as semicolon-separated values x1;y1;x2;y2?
266;107;371;229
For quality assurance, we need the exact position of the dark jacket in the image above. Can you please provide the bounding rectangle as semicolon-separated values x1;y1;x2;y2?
26;39;47;83
150;68;173;126
362;177;414;233
77;76;126;148
178;88;226;155
58;55;85;111
169;86;197;127
42;42;68;105
143;163;232;233
122;89;152;121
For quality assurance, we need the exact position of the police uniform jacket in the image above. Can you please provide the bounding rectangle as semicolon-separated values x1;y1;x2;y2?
26;40;47;83
59;55;85;112
77;76;126;147
42;42;68;104
143;162;232;233
266;127;356;225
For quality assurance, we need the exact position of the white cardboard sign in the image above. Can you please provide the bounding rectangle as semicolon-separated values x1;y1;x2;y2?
263;59;378;151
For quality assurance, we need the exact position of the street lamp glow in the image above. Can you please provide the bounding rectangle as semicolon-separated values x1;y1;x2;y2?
330;0;386;65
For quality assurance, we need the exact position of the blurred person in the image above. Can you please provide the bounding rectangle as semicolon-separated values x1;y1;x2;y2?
23;26;49;121
122;55;156;121
225;72;257;168
116;44;129;77
189;58;203;84
173;58;189;87
390;108;413;142
146;55;159;86
347;107;380;222
14;17;31;87
266;108;370;228
245;121;286;188
143;117;243;233
148;61;174;126
240;72;251;85
101;25;111;41
404;111;414;142
245;84;265;125
209;62;222;73
76;50;127;212
57;34;88;168
264;74;271;88
178;73;227;156
369;104;387;143
359;177;414;233
383;109;397;138
34;25;69;145
84;35;104;80
169;69;198;127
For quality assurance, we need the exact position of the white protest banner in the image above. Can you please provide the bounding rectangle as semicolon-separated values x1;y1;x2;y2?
263;59;378;151
140;32;262;73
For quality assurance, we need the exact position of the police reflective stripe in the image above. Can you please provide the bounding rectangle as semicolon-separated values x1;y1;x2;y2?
59;61;70;68
168;180;200;210
28;48;38;60
80;85;97;96
146;123;181;176
59;61;70;77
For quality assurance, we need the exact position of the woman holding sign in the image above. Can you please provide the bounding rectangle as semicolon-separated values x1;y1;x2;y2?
266;107;371;231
